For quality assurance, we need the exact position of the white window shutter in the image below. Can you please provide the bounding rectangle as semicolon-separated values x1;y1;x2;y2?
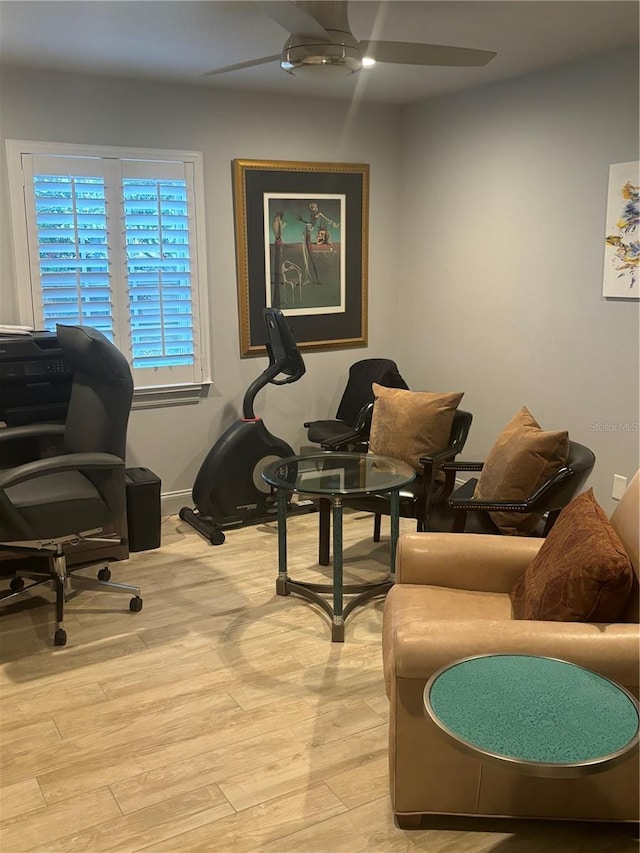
23;154;115;337
8;143;210;394
121;159;200;387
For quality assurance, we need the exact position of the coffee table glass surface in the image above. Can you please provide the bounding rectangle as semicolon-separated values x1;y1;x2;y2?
262;452;415;496
424;653;639;778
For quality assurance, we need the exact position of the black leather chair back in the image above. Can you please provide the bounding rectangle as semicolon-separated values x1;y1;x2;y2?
335;358;408;428
529;440;596;516
57;325;133;461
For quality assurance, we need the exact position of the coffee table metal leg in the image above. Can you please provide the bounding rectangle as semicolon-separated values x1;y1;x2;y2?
276;488;289;596
390;488;400;578
331;496;344;642
318;498;330;566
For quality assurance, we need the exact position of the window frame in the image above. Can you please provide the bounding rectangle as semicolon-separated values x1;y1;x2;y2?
5;139;212;404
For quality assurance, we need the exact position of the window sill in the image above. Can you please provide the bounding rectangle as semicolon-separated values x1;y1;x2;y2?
132;383;210;410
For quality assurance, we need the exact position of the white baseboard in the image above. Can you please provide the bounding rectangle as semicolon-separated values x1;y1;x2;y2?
161;489;192;517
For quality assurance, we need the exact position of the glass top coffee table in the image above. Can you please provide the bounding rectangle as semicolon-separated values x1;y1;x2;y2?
423;653;640;777
262;452;415;642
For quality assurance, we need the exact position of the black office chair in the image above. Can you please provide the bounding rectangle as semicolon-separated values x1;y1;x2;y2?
430;440;596;537
0;324;143;646
304;358;409;452
345;409;474;541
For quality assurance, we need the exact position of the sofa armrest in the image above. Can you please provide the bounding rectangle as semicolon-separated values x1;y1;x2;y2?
392;620;640;692
395;532;543;592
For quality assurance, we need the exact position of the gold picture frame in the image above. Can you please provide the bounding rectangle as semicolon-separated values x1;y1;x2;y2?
233;158;369;356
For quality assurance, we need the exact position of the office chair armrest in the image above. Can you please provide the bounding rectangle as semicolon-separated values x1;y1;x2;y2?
321;429;367;451
320;401;375;451
449;498;534;513
447;475;568;514
440;460;484;473
0;423;65;444
447;478;533;512
0;452;124;490
418;446;460;468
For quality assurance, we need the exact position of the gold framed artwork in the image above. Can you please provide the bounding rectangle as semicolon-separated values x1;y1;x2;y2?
233;159;369;356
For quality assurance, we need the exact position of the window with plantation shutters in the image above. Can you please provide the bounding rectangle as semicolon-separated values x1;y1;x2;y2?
6;141;211;396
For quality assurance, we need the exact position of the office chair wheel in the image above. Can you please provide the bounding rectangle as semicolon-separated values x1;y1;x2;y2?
10;577;25;592
97;567;111;581
54;628;67;646
129;596;143;612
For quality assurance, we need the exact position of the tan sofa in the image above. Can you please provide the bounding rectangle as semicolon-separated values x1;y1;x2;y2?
382;472;639;828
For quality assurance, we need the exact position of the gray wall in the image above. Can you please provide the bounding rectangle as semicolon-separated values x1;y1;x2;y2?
398;49;639;513
1;49;638;512
0;66;405;508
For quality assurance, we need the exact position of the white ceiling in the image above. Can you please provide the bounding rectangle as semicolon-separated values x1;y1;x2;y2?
0;1;638;105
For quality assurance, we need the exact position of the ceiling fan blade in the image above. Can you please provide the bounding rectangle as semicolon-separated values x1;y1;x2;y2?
201;55;281;77
359;41;497;68
260;1;331;40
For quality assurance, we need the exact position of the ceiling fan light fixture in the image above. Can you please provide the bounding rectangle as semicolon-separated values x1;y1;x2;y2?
281;31;362;75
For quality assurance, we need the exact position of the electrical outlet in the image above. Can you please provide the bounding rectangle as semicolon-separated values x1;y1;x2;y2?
612;474;628;501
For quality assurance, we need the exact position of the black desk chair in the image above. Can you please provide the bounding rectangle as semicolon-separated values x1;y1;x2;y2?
347;409;473;541
316;409;473;565
304;358;408;452
0;325;143;646
430;440;596;537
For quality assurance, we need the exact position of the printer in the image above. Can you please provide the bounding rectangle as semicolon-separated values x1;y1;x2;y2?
0;331;72;426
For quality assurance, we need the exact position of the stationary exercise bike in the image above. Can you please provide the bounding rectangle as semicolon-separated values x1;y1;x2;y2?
179;308;309;545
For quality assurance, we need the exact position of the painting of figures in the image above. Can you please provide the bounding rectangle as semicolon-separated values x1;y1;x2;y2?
264;194;345;314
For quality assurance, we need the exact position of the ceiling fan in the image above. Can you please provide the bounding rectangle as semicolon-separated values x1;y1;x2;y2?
202;1;497;77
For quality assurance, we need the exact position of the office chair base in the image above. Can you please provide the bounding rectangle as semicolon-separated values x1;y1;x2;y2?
1;551;143;646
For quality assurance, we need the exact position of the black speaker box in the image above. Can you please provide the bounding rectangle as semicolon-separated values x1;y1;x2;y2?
125;467;161;552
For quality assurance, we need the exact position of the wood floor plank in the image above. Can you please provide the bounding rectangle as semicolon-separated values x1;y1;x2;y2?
0;777;46;821
0;634;147;697
0;681;107;729
142;782;346;853
25;788;233;853
226;647;385;710
219;723;387;812
99;626;321;703
36;695;355;804
0;718;61;760
0;786;121;853
258;796;422;853
110;696;383;814
325;754;390;809
29;689;240;799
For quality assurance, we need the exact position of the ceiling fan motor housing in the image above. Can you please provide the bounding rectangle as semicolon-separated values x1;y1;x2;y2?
281;28;362;73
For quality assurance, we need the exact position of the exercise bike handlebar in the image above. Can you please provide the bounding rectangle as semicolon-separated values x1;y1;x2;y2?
242;309;306;419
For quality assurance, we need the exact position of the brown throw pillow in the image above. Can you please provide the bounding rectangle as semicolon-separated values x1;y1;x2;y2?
368;384;463;472
510;489;633;622
474;406;569;535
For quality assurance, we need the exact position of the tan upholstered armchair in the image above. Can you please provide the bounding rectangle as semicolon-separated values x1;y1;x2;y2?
382;472;639;828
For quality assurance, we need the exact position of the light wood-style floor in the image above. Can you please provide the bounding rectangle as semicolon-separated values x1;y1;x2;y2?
1;509;637;852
